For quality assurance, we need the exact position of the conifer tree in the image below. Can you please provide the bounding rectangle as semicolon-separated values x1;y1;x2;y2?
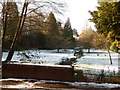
89;2;120;51
5;1;29;62
46;12;59;36
45;12;60;50
63;18;75;49
2;2;19;49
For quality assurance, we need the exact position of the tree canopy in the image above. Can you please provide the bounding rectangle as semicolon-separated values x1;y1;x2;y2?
44;12;61;49
89;1;120;51
78;28;95;49
78;27;108;49
2;2;19;49
62;18;76;49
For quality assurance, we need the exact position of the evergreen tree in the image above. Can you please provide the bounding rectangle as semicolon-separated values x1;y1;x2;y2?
45;12;60;50
2;2;19;50
89;2;120;51
63;18;75;49
46;12;59;36
5;1;29;62
63;18;72;38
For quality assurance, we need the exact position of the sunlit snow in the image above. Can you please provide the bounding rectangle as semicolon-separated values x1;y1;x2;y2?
2;49;119;73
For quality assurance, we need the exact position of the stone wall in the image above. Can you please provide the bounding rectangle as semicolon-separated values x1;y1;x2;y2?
2;64;74;82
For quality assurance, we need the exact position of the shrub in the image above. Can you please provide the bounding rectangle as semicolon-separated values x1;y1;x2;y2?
110;41;118;52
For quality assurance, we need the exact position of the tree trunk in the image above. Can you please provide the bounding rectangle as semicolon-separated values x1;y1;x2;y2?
2;2;8;62
106;43;112;65
4;2;29;62
88;48;90;53
0;30;2;63
108;49;112;65
57;49;60;53
64;48;67;51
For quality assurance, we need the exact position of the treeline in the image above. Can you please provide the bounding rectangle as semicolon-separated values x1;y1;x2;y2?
2;2;77;51
18;13;76;50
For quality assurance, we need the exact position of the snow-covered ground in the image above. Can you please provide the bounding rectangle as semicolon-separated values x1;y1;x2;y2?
1;78;120;89
75;50;119;73
1;49;120;88
2;49;119;73
2;49;74;64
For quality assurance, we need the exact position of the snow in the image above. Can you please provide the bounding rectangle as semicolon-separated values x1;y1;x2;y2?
2;49;119;73
73;82;120;88
1;49;120;88
1;78;120;88
2;49;74;64
7;62;72;68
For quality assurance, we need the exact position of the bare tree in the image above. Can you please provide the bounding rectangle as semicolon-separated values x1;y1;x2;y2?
4;1;29;62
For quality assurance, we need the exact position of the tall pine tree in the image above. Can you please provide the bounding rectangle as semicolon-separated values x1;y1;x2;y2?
63;18;75;49
45;12;60;50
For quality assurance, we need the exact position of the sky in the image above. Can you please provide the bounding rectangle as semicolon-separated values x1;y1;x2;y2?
0;0;98;34
61;0;98;34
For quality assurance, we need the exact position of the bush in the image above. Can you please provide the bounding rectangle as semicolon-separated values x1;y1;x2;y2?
110;41;118;52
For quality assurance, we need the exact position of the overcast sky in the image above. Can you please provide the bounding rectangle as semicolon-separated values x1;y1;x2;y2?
0;0;98;34
61;0;98;34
